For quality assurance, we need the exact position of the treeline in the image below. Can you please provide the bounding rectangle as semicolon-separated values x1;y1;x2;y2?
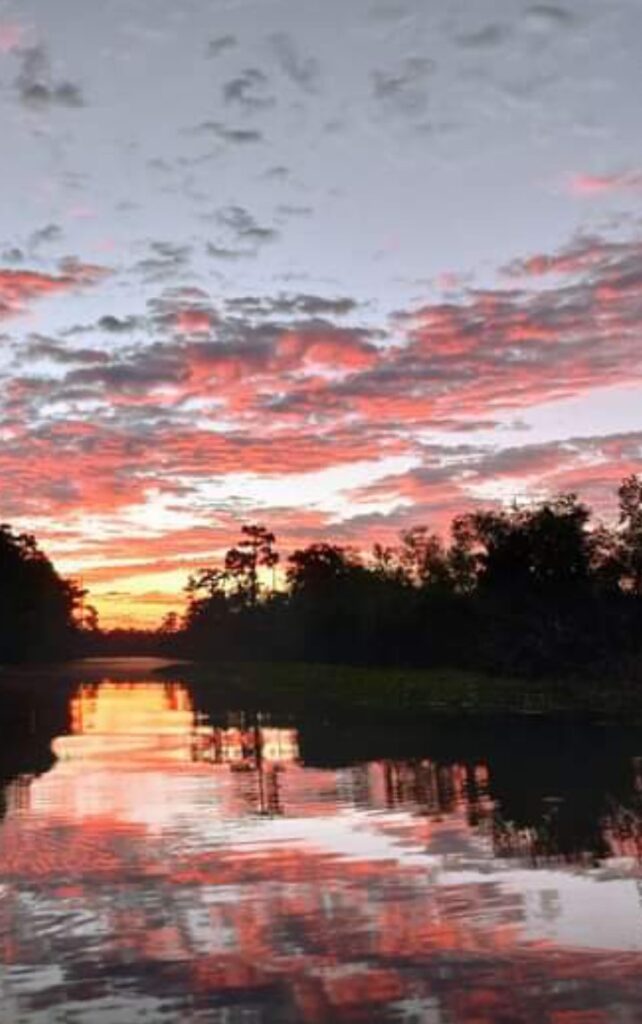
4;475;642;675
173;476;642;678
0;524;81;664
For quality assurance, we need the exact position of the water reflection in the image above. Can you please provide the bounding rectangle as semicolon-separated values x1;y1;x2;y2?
1;676;642;1022
54;681;299;772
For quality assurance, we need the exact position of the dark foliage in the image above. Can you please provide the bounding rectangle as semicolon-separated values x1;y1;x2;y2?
5;475;642;675
77;627;172;658
0;524;81;663
175;478;642;677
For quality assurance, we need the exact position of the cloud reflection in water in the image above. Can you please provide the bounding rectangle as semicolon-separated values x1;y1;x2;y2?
1;679;642;1022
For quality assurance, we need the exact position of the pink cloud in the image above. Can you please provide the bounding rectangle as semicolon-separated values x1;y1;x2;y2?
6;232;642;623
0;264;108;320
568;172;642;197
174;309;214;335
275;329;378;371
436;272;465;291
0;22;23;53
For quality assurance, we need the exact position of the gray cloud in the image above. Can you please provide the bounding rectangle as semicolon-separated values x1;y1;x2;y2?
525;4;575;28
263;165;289;181
99;315;142;334
194;121;263;145
216;205;278;246
223;68;274;109
226;293;358;317
270;33;320;93
276;204;313;220
206;243;255;261
135;241;192;282
206;35;237;59
23;335;109;366
372;58;434;116
65;343;188;394
1;248;24;264
28;224;63;252
15;46;85;109
455;24;510;49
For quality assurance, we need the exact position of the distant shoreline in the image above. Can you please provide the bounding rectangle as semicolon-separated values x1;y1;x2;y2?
156;660;642;725
0;656;186;693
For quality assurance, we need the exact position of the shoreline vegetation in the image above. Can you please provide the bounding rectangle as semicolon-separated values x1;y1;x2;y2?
4;656;642;723
159;660;642;723
4;475;642;723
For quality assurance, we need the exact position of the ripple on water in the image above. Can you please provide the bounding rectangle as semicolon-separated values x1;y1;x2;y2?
1;677;642;1023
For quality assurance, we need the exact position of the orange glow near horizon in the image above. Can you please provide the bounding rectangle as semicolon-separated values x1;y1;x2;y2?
82;562;284;629
88;587;188;630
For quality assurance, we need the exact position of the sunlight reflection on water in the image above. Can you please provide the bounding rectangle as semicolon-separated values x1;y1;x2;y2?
1;676;642;1023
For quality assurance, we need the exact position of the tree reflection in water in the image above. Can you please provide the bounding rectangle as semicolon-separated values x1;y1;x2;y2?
0;677;642;1022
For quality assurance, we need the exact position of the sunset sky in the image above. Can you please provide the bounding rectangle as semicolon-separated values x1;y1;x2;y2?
2;0;642;625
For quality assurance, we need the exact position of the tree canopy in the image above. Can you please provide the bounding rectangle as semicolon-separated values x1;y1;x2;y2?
0;525;81;663
6;475;642;676
176;478;642;678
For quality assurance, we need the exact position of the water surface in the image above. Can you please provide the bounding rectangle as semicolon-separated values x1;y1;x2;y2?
1;662;642;1023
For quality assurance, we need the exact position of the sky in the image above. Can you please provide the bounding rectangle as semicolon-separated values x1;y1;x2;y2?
1;0;642;626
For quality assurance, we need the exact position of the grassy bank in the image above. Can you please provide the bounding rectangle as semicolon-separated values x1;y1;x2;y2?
159;661;642;721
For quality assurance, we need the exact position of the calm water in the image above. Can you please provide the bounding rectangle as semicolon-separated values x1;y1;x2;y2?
2;662;642;1023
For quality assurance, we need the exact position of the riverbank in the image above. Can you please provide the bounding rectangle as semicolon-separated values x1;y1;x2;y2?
3;656;641;723
158;660;642;722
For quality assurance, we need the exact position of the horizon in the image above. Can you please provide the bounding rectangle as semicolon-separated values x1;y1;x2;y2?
58;480;639;631
2;0;642;627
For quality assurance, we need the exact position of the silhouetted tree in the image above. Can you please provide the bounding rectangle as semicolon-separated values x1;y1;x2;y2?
182;526;281;660
0;524;80;663
184;567;232;655
618;475;642;594
82;604;100;633
371;543;407;585
159;611;179;634
450;496;611;673
177;481;642;678
186;567;228;604
225;525;279;607
448;514;481;595
470;495;594;594
399;527;452;590
287;543;357;593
